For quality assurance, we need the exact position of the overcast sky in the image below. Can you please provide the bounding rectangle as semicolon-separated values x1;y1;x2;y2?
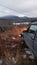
0;0;37;17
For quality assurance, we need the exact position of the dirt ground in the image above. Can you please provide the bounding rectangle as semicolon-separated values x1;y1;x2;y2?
0;43;36;65
0;26;37;65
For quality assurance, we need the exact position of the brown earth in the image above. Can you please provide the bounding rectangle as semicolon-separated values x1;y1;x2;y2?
0;26;35;65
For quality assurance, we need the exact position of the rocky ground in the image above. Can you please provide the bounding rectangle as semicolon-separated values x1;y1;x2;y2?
0;26;37;65
0;43;36;65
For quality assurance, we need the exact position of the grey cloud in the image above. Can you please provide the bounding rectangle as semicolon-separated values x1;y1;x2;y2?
0;0;37;17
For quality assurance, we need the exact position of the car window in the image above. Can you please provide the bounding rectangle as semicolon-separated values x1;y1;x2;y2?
29;25;37;31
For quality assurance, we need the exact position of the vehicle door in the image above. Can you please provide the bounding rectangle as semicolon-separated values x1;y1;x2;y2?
34;30;37;57
23;25;37;49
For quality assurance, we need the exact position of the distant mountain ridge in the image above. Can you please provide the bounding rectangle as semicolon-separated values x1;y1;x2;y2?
0;15;30;20
0;15;37;22
0;15;20;19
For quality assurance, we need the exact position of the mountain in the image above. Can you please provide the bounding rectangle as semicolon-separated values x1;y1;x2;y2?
0;15;29;20
0;15;37;22
0;15;20;19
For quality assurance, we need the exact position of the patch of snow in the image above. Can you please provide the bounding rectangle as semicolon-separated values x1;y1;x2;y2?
25;48;33;55
19;35;21;37
29;55;34;59
12;44;17;48
25;51;32;55
12;57;16;64
23;55;27;58
12;37;16;40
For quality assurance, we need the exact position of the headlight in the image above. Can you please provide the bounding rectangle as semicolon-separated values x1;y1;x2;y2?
18;35;21;37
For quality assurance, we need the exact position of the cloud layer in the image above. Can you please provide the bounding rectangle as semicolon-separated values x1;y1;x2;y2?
0;0;37;17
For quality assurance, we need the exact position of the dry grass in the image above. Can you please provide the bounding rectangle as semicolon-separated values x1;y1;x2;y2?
0;26;36;65
1;44;36;65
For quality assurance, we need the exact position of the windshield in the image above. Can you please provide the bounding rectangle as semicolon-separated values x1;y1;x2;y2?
29;25;37;31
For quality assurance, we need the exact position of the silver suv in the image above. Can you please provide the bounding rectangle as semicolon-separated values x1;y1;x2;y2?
21;22;37;58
